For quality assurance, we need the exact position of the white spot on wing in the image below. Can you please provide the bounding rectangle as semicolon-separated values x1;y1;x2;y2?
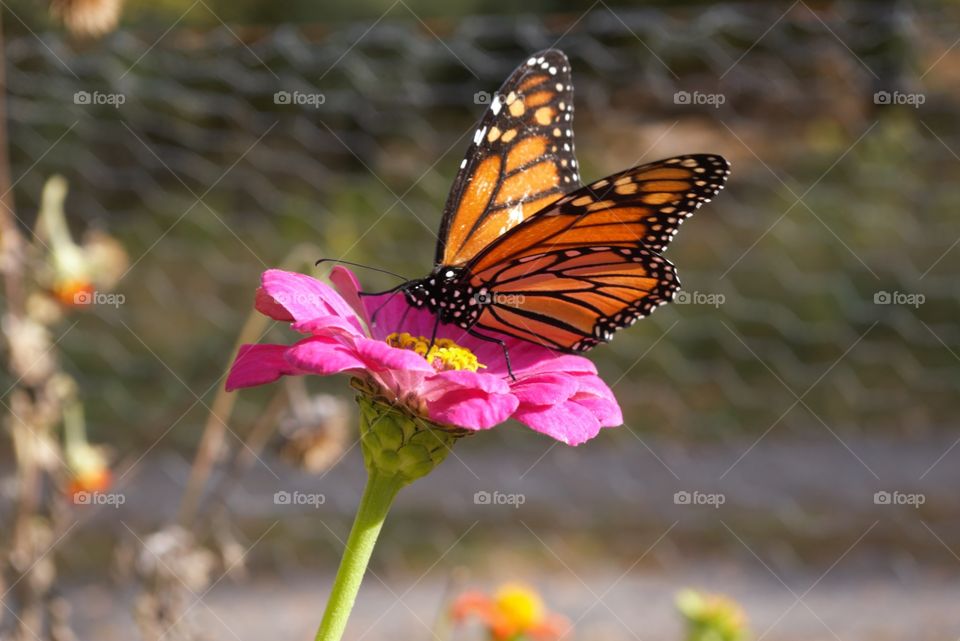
497;203;526;235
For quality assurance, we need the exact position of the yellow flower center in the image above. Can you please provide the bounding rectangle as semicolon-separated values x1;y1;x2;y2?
386;332;485;372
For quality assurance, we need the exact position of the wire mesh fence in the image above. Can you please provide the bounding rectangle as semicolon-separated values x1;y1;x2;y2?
4;0;960;452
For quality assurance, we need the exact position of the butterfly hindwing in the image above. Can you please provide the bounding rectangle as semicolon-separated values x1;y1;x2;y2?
436;49;580;267
470;246;678;352
469;154;730;274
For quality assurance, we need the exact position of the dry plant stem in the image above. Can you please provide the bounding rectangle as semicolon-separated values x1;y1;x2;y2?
177;304;270;525
0;9;24;316
202;387;288;529
178;244;319;524
0;12;44;637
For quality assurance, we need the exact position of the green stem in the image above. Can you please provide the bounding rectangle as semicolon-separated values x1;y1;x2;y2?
314;469;405;641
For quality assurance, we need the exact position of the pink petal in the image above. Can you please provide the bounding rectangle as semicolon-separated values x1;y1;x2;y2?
259;269;362;330
571;372;618;401
284;337;368;375
513;400;602;446
420;370;517;430
510;372;579;405
571;393;623;427
351;337;434;373
293;315;367;338
427;388;519;430
427;369;513;396
226;344;304;391
329;266;371;327
255;287;293;321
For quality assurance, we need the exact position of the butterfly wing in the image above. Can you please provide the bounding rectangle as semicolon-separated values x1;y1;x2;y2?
468;154;730;274
470;246;678;352
436;49;580;267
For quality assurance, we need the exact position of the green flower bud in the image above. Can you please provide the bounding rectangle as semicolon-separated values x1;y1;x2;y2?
356;394;466;485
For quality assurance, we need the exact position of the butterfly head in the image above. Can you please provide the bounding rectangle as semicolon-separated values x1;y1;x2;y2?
403;266;482;329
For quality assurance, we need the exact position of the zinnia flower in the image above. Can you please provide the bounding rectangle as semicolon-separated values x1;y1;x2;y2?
452;583;571;641
226;267;622;445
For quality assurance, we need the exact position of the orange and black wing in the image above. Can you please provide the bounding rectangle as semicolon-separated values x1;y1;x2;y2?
436;49;580;267
471;246;678;352
469;154;730;274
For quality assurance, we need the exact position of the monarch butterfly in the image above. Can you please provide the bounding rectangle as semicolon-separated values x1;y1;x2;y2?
365;49;729;371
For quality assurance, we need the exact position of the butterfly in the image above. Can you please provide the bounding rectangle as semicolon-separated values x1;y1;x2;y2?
368;49;729;372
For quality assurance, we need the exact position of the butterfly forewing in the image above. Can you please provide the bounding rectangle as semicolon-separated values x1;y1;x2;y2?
470;246;679;352
436;49;580;267
469;154;730;274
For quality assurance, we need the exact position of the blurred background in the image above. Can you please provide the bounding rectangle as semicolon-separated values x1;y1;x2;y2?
1;0;959;640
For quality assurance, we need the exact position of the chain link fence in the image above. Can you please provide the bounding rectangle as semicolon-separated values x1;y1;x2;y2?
4;0;960;451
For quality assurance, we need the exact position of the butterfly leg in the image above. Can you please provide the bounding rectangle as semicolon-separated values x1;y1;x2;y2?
426;314;441;354
465;329;515;381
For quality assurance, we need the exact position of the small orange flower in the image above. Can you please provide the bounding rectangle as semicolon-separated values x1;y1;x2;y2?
452;583;571;641
52;279;95;307
35;176;127;310
65;440;112;502
67;465;112;498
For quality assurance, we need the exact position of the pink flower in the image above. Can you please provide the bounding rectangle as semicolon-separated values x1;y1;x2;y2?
226;268;622;445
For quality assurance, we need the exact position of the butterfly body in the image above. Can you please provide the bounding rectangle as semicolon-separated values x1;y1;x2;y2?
403;267;486;330
370;49;730;363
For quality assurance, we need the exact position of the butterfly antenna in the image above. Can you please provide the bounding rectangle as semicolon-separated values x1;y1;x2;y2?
315;258;408;281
